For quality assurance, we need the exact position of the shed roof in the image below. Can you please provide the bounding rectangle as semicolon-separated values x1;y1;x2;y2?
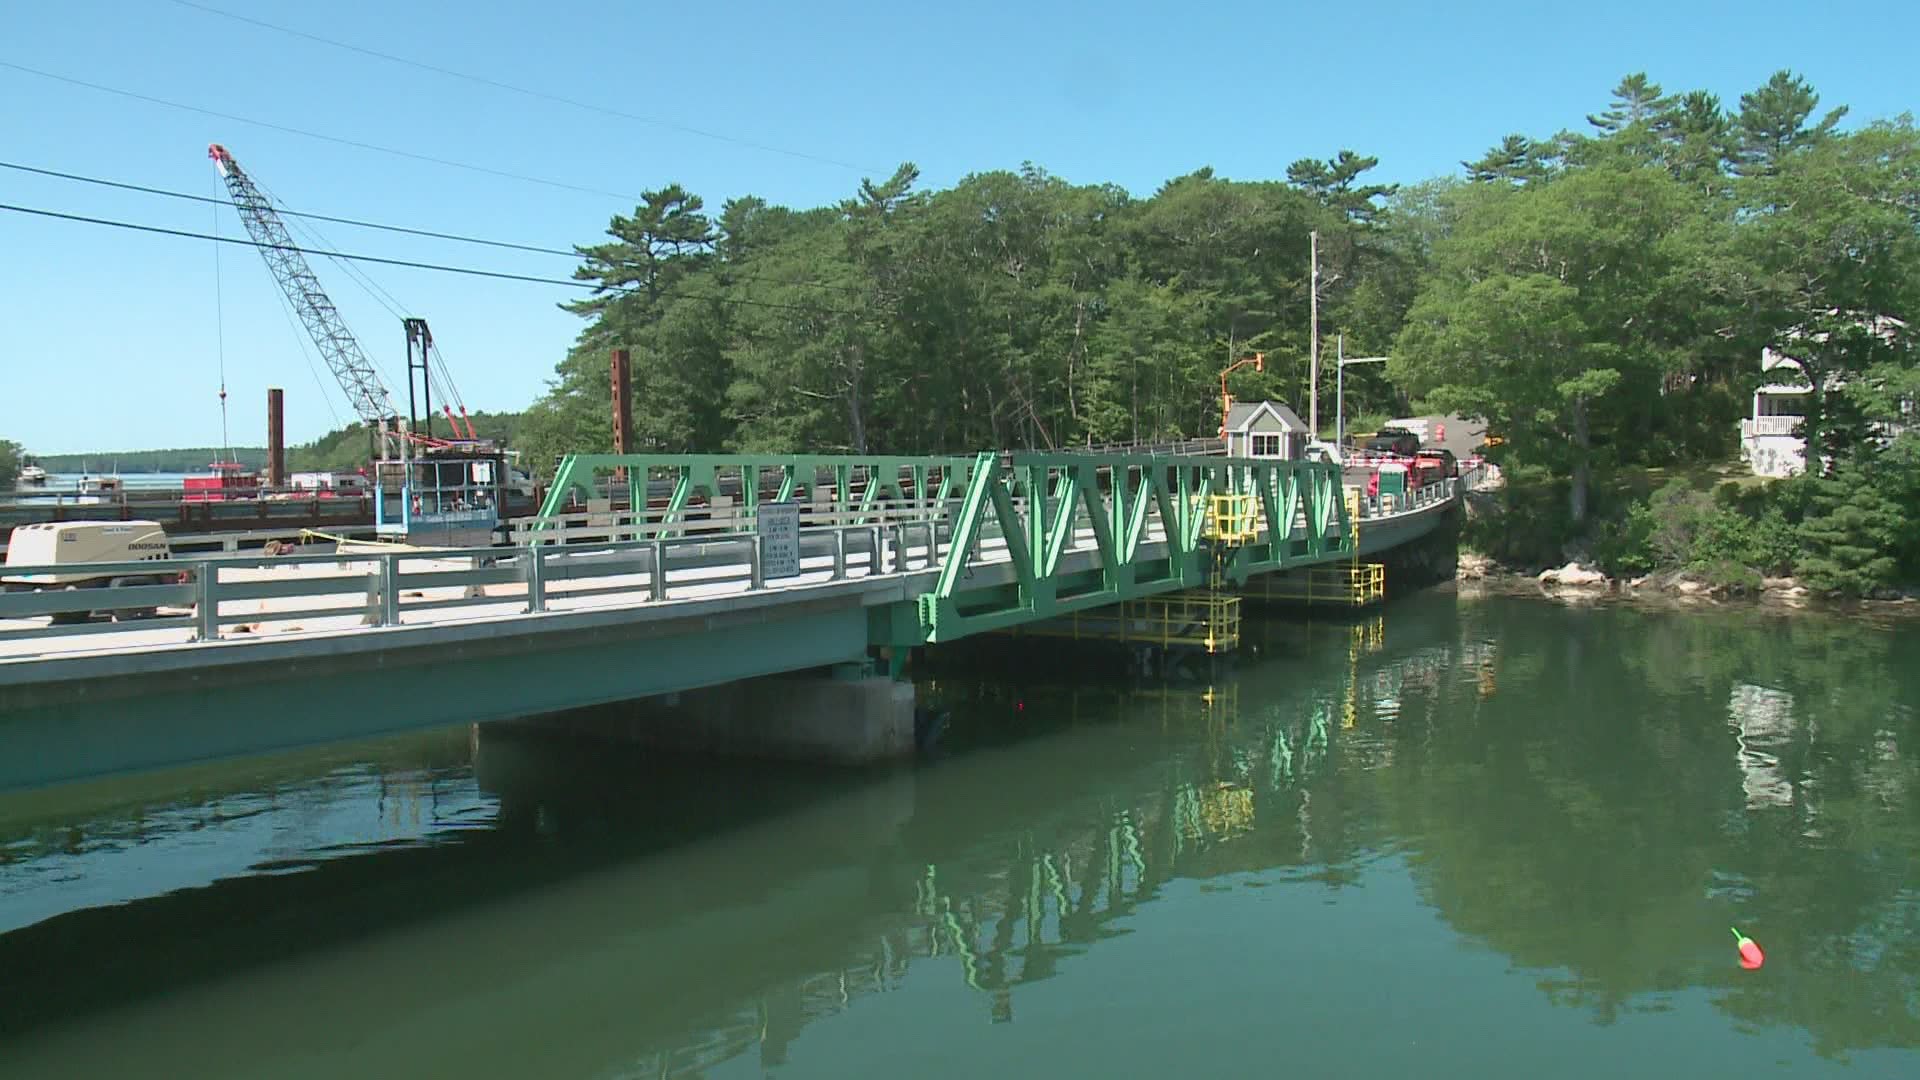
1225;400;1307;432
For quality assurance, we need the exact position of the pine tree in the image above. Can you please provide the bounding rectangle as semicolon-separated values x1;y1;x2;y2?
1587;73;1672;135
1733;70;1847;176
1653;90;1733;186
1463;134;1557;185
1285;150;1397;223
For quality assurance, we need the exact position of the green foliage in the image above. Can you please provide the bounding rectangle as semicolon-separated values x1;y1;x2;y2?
1415;70;1918;588
0;439;21;485
1598;479;1800;581
1462;463;1577;567
1732;70;1847;177
523;155;1407;473
1794;460;1905;595
1394;161;1708;523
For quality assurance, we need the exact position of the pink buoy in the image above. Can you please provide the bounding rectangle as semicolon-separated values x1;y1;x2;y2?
1732;927;1765;970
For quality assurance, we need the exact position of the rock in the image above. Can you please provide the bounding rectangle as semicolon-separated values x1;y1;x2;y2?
1540;561;1608;589
1762;576;1799;591
1457;552;1496;581
1676;580;1707;596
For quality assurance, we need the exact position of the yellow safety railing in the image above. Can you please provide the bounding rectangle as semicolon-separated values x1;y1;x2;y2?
1010;589;1241;653
1242;562;1385;607
1204;492;1258;545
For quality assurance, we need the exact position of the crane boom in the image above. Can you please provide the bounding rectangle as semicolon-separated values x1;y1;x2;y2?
209;143;396;428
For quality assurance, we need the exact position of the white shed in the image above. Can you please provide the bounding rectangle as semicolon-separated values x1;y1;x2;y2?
1225;401;1309;460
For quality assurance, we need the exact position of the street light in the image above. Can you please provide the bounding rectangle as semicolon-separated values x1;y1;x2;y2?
1334;334;1389;454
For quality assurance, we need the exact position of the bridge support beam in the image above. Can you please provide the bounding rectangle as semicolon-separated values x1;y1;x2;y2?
503;669;917;765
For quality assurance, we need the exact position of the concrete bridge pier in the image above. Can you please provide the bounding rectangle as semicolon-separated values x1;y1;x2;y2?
498;665;919;765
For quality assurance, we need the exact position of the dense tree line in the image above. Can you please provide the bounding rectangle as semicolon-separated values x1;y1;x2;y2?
517;154;1412;472
23;447;269;474
1394;72;1918;592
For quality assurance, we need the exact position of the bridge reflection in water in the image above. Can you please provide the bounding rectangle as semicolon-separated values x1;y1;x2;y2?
0;592;1917;1076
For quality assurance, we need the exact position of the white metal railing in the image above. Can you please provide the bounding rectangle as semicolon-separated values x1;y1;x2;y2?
0;523;956;649
510;497;960;546
1349;474;1465;522
3;471;1471;653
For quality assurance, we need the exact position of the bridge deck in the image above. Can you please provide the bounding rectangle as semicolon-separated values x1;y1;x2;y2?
0;452;1478;792
1;460;1476;673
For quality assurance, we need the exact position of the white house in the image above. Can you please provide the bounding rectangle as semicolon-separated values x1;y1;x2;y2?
1225;401;1309;460
1739;315;1911;478
1739;347;1814;478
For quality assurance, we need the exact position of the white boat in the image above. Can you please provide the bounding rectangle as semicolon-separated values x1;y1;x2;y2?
69;474;125;505
14;465;48;488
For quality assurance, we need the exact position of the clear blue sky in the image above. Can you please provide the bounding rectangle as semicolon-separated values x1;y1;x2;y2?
3;0;1916;455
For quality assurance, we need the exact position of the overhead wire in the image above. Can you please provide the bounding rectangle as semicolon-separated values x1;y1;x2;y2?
0;60;649;202
247;177;410;394
0;159;869;296
0;202;872;318
2;160;579;257
161;0;879;174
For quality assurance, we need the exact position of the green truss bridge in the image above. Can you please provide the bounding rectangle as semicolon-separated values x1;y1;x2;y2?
0;450;1479;792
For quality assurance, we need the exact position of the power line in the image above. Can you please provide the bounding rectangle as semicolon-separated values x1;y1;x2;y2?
1;160;580;257
0;202;869;318
0;60;648;202
162;0;878;174
1;159;868;295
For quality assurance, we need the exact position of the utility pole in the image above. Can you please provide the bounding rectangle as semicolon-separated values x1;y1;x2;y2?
1336;338;1392;453
1308;229;1320;437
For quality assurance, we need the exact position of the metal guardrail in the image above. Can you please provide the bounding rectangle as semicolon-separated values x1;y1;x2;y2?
509;498;960;547
1350;473;1469;521
2;455;1474;654
0;522;952;647
1065;437;1227;457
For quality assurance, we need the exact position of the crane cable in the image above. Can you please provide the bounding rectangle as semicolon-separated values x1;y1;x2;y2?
212;174;231;464
427;341;471;434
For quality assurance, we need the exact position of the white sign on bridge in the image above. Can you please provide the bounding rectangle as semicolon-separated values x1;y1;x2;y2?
759;501;801;579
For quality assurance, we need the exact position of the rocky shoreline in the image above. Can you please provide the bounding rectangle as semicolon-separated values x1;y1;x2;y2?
1455;551;1920;617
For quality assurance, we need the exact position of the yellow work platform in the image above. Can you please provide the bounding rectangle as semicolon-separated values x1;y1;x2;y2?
1241;562;1386;607
1008;590;1242;653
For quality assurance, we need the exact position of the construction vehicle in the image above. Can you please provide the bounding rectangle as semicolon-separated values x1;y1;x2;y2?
2;521;177;623
210;143;507;547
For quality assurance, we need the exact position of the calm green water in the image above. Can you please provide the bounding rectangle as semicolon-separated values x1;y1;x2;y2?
1;591;1916;1077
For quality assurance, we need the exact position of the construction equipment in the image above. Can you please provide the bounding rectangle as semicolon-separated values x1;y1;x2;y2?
209;143;398;433
404;317;477;441
3;521;177;623
211;143;509;546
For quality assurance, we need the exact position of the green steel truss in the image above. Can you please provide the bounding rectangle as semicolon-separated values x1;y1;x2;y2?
537;453;979;535
912;452;1350;644
534;451;1352;647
